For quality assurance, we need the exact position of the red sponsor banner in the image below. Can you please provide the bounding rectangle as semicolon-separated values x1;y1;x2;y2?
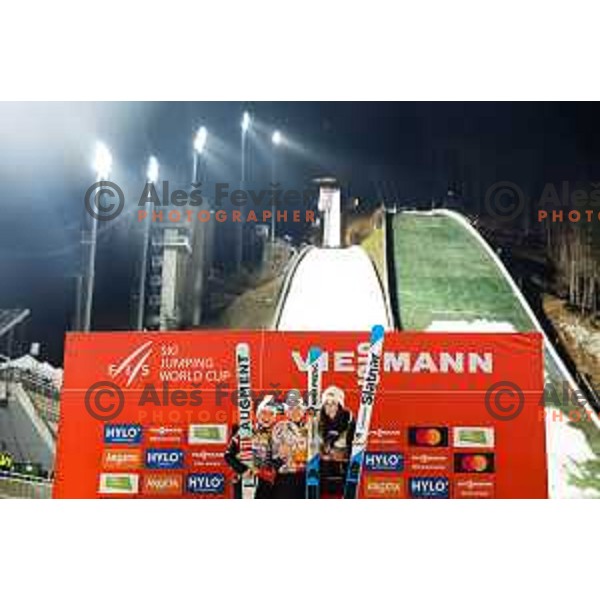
53;331;546;498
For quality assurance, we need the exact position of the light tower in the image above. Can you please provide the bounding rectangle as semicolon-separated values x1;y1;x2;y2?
82;142;112;332
136;155;159;330
316;177;342;248
270;130;282;244
236;111;252;271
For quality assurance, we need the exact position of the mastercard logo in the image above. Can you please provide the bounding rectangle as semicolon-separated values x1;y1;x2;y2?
409;427;448;448
454;452;495;474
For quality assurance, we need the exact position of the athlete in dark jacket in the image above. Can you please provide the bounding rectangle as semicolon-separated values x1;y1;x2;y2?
319;386;355;497
224;397;279;499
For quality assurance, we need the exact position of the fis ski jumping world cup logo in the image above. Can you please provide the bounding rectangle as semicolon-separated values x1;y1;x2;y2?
108;341;153;387
85;341;154;422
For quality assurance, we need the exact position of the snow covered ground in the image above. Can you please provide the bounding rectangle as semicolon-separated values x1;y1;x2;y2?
426;320;516;333
275;246;392;331
432;319;600;497
545;410;600;498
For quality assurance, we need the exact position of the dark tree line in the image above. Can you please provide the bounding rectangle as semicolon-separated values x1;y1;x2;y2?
545;220;600;318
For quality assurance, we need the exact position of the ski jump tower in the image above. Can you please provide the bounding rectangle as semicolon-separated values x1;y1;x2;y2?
316;178;341;248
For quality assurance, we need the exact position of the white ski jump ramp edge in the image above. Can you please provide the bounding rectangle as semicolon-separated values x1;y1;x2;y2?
419;209;600;498
274;246;392;331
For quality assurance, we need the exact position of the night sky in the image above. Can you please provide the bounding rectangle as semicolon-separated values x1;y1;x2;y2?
1;102;599;364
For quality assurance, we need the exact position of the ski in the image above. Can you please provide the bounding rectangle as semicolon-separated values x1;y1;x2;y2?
305;346;323;499
235;343;256;499
344;325;385;499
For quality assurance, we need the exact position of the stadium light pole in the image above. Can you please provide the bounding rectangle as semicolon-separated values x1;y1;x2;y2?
189;126;208;327
193;126;207;184
270;130;282;243
241;111;251;182
136;156;159;330
236;111;252;271
83;142;112;332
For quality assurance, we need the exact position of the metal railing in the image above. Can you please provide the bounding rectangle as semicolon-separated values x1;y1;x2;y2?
0;471;53;499
0;366;60;426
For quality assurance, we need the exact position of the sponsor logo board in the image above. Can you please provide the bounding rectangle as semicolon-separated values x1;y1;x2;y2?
102;448;142;470
147;425;185;444
453;427;494;448
364;452;404;472
454;452;495;474
186;472;225;494
188;424;228;445
189;450;224;467
145;448;185;469
142;474;183;495
408;427;448;448
455;477;495;498
363;476;404;498
104;424;142;445
408;452;450;472
98;473;139;494
409;476;450;499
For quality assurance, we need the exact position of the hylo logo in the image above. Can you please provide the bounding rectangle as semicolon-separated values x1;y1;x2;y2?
364;452;404;472
409;477;449;499
145;448;184;469
186;472;225;494
104;424;142;444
